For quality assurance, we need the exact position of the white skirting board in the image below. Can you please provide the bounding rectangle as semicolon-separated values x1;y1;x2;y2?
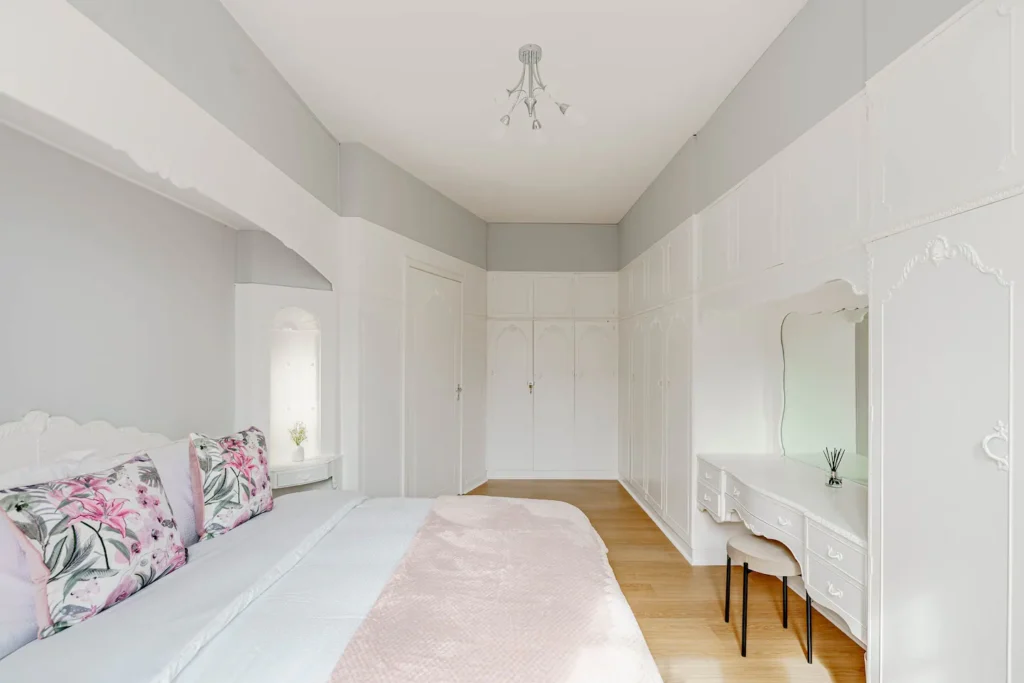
488;470;618;480
619;479;694;564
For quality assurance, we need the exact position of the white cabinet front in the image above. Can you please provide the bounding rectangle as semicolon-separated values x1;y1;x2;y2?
663;303;692;541
645;313;666;512
574;322;618;473
629;318;647;490
486;320;534;472
533;321;576;471
871;197;1024;683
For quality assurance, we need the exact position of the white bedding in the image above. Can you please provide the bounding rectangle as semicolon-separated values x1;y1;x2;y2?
0;490;428;683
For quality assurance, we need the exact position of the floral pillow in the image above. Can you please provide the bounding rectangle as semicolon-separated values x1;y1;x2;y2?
0;454;187;638
189;427;273;541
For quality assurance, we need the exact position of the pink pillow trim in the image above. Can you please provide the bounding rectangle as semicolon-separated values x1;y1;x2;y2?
0;510;51;634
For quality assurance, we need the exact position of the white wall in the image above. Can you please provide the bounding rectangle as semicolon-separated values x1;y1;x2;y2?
336;217;487;496
0;123;235;438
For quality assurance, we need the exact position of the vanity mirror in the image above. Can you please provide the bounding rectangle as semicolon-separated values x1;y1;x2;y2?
780;289;869;484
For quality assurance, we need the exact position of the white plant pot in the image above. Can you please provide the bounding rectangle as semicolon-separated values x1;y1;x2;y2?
291;444;305;463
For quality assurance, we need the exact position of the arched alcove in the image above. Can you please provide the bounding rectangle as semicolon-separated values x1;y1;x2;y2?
270;307;321;463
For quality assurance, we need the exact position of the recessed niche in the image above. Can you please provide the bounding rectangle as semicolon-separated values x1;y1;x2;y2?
270;307;321;464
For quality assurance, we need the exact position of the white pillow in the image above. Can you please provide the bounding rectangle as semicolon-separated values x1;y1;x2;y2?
145;440;198;548
0;449;95;661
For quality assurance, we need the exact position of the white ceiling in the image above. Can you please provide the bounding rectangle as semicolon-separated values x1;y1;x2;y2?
221;0;806;224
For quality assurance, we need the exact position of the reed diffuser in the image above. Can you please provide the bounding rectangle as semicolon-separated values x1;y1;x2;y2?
823;447;845;488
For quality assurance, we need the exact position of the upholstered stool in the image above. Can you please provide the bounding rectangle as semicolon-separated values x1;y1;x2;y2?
725;534;812;663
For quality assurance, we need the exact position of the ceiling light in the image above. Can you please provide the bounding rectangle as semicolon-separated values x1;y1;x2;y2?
493;44;585;138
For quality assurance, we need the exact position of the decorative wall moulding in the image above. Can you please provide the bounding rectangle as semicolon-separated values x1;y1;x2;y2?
0;0;339;285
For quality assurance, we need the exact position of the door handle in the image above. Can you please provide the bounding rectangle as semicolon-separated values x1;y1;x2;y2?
455;384;462;401
528;381;534;394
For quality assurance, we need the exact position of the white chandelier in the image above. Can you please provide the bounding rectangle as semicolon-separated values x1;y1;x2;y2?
492;44;586;141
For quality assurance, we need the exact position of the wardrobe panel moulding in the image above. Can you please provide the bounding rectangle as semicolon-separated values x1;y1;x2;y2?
866;0;1024;238
532;274;575;318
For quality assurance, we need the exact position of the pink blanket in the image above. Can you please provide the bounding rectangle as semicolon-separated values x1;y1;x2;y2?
330;496;662;683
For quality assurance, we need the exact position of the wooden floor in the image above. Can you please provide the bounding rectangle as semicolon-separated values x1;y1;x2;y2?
469;480;866;683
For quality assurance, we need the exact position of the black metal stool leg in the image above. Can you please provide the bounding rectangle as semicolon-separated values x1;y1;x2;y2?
741;563;749;657
725;556;731;623
806;591;813;664
783;576;788;628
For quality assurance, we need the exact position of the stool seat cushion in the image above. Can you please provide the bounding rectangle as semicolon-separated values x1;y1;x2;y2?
727;534;801;577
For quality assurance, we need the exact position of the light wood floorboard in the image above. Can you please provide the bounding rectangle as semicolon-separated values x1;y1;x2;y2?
469;479;866;683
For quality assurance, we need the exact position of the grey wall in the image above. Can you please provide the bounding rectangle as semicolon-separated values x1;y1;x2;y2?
339;143;488;269
487;224;619;272
0;124;235;439
235;230;332;290
619;0;973;267
865;0;974;76
69;0;340;212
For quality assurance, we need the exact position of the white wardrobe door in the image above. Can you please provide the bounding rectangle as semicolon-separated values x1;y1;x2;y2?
574;321;618;473
664;303;691;541
404;267;462;498
629;318;646;489
872;214;1018;682
486;320;534;473
645;312;665;512
533;320;575;471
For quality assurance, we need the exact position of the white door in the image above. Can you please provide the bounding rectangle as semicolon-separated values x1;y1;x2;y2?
486;320;534;474
404;267;461;498
870;202;1023;682
629;318;646;489
664;302;691;541
574;321;618;473
646;312;666;512
533;320;575;471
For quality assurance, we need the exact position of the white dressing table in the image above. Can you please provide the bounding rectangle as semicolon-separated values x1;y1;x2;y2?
696;453;868;643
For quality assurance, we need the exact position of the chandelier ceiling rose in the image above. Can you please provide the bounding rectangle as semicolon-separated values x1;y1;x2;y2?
492;43;585;142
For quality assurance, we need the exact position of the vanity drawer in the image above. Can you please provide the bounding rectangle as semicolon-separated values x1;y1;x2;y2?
806;523;867;585
697;482;722;518
807;553;866;626
741;488;803;542
698;460;723;492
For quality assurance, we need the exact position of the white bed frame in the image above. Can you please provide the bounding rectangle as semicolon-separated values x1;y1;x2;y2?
0;411;172;475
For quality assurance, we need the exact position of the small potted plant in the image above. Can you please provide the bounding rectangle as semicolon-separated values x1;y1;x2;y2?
289;421;308;463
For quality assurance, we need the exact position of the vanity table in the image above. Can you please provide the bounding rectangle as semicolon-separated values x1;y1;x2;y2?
697;453;867;642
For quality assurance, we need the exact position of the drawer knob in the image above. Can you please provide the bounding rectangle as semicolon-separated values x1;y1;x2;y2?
704;472;711;479
703;493;711;502
827;582;843;599
777;516;791;527
732;487;740;496
300;473;311;482
827;546;844;562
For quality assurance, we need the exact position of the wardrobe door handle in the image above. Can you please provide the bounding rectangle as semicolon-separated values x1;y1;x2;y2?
827;546;844;562
777;517;791;527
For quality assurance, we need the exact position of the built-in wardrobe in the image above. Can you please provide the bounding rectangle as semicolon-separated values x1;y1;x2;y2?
486;273;618;479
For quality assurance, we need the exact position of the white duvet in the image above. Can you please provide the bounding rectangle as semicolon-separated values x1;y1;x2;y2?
0;491;433;683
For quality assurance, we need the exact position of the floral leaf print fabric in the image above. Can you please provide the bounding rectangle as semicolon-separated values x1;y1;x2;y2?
0;454;187;638
189;427;273;540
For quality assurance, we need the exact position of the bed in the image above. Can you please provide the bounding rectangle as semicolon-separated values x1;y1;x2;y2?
0;413;662;683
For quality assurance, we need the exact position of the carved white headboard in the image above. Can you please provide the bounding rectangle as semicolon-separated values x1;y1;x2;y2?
0;411;173;475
